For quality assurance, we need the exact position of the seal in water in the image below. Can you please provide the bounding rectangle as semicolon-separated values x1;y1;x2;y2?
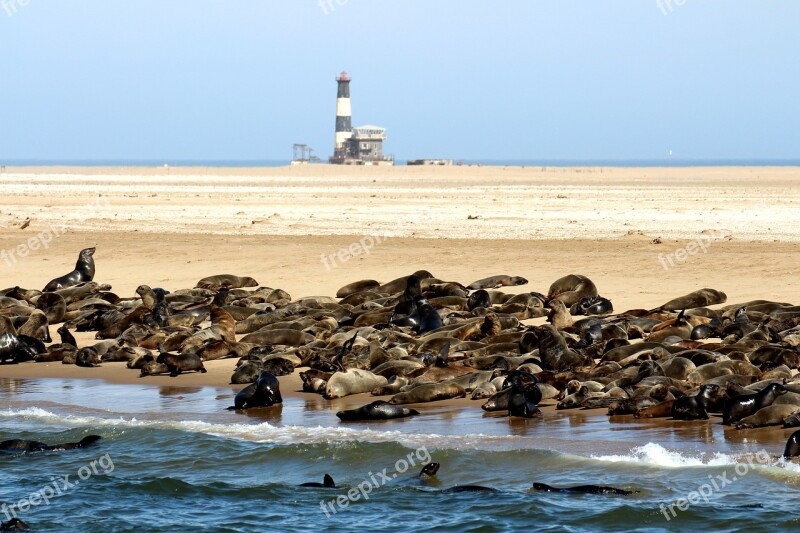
336;400;419;421
722;383;787;426
300;474;336;488
0;518;30;531
0;435;101;453
783;430;800;458
230;371;282;409
43;247;96;292
531;482;636;495
440;485;499;493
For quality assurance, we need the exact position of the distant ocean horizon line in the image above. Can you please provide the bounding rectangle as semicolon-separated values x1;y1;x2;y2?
1;158;799;168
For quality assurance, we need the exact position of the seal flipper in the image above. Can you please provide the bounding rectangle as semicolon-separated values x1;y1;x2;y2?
435;342;450;368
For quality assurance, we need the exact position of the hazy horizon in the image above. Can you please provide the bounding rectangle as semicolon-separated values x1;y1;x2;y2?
1;1;798;162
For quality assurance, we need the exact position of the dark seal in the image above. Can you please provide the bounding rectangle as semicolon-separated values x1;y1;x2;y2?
43;247;96;292
230;371;282;409
722;383;787;426
336;400;420;421
532;482;636;495
299;474;336;488
0;435;101;453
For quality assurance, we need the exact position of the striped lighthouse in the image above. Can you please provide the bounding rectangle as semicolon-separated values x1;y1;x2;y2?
333;71;353;162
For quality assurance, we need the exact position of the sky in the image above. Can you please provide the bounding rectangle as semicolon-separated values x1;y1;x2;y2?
0;0;798;162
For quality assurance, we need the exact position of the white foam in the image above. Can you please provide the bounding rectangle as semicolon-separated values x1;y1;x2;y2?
591;442;737;467
0;407;522;451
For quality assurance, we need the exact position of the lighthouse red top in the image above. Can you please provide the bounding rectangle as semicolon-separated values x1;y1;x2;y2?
336;71;350;81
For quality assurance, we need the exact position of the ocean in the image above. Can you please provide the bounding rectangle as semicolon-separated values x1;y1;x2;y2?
2;378;799;532
2;159;800;168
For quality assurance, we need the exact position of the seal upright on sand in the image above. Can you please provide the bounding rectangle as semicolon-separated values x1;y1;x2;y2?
43;247;96;292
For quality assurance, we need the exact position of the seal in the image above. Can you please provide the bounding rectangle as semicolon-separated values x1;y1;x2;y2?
0;435;101;453
531;483;635;496
156;345;207;377
0;518;30;531
300;474;336;488
659;288;727;311
467;289;492;311
722;383;788;426
570;296;613;316
336;279;381;298
507;374;541;418
547;274;598;306
0;332;45;364
336;400;420;421
440;485;499;493
196;274;259;290
18;310;51;343
325;369;388;400
466;275;528;290
415;299;443;334
735;404;800;429
672;383;719;420
783;430;800;458
35;291;67;324
43;247;96;292
389;382;466;405
230;371;282;409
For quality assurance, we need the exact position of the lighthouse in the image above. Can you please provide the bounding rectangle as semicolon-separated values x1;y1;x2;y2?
332;71;353;163
329;71;393;165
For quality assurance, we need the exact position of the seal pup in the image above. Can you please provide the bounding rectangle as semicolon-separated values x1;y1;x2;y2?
299;474;336;488
156;345;207;377
722;383;788;426
336;400;420;421
531;482;636;496
0;435;101;453
43;247;96;292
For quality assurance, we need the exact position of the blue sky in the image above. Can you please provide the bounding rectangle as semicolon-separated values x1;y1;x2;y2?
1;1;798;161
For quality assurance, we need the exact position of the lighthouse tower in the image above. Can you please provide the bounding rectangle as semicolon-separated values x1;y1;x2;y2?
332;71;353;163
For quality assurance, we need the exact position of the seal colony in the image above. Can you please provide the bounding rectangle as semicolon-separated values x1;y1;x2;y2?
5;248;800;444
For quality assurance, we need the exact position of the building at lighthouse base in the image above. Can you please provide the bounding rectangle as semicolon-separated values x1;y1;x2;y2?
329;125;395;165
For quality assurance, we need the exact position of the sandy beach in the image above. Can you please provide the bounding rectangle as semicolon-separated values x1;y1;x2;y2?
2;165;800;388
